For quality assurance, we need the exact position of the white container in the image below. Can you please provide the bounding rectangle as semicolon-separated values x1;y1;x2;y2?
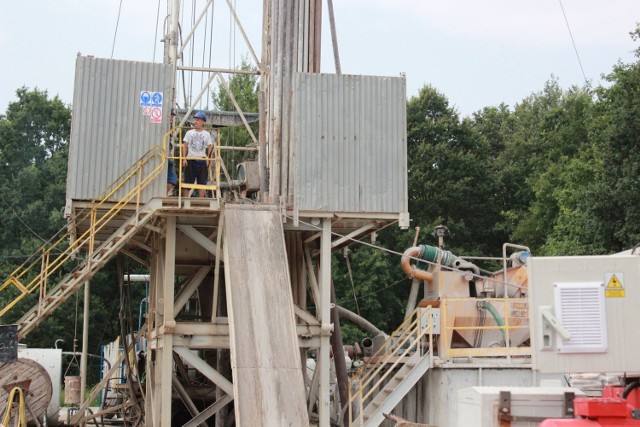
457;386;584;427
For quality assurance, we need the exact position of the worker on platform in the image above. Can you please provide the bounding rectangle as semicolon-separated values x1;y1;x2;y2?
182;111;213;198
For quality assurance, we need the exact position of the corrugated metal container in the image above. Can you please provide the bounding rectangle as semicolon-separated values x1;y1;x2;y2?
65;56;172;213
292;73;408;215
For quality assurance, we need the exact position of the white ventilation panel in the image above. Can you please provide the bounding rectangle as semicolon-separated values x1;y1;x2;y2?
554;282;607;353
530;255;640;374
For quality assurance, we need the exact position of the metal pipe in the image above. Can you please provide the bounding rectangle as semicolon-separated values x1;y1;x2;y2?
336;305;385;337
123;274;150;282
502;243;530;299
177;0;215;58
330;282;348;426
319;218;332;426
327;0;341;74
405;278;421;319
400;246;433;282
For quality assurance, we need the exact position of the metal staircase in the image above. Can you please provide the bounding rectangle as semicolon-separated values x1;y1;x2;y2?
0;146;165;340
348;306;434;427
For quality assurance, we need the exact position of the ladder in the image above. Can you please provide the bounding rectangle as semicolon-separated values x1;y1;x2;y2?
348;306;434;427
0;146;165;340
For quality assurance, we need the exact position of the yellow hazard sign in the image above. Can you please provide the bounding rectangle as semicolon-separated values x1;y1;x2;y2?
605;272;625;298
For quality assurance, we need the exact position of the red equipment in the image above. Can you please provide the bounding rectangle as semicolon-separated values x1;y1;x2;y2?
540;385;640;427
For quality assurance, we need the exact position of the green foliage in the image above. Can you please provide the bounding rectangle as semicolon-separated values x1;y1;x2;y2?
211;58;259;175
0;89;124;369
592;55;640;249
406;86;505;259
332;244;409;342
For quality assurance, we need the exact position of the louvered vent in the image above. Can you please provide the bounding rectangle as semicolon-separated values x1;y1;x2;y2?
554;282;607;353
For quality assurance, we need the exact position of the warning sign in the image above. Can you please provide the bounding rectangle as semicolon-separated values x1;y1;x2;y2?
150;107;162;124
605;272;624;298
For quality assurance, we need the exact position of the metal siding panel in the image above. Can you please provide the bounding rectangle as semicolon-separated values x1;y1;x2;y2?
66;57;171;210
293;73;407;213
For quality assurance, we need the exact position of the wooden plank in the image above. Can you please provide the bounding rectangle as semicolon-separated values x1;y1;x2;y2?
223;204;309;427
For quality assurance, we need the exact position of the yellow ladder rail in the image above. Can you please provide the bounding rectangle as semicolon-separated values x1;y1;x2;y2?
0;145;165;319
348;305;433;426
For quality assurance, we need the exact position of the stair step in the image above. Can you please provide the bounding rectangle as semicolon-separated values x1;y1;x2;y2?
371;390;390;405
11;201;158;340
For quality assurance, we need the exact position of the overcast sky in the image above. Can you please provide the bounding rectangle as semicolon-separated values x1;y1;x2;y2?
1;1;638;117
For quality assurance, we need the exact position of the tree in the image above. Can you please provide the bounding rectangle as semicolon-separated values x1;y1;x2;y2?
406;85;504;260
592;46;640;250
489;81;595;253
211;58;260;175
0;89;125;363
0;88;71;256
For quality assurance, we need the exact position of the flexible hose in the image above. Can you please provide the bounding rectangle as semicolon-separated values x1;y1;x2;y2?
1;387;26;427
622;379;640;399
478;301;507;343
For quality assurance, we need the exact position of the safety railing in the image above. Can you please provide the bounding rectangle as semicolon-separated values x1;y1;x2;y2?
347;305;433;426
440;297;531;360
167;126;244;203
0;145;166;318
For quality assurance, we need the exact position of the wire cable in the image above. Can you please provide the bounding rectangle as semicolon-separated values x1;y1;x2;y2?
111;0;124;59
207;2;216;109
0;196;47;243
558;0;588;85
344;250;361;315
225;186;526;296
153;0;162;62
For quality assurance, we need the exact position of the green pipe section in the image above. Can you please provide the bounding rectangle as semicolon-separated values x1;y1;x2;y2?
417;245;461;268
479;301;506;342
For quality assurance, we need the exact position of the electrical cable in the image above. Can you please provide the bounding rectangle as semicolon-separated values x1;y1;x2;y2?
558;0;588;85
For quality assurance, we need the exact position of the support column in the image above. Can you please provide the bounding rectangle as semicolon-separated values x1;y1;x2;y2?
160;216;176;426
318;218;332;426
80;279;90;406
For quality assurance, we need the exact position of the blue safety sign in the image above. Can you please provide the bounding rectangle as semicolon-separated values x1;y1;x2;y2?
140;91;152;107
151;92;163;107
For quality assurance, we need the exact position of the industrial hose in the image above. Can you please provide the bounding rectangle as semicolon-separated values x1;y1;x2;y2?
478;301;507;343
1;387;27;427
622;379;640;399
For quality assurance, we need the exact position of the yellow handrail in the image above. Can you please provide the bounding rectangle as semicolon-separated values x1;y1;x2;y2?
440;297;530;359
169;126;224;198
0;145;166;319
348;305;433;426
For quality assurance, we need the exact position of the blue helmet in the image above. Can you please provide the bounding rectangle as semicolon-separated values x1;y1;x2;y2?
193;111;207;121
